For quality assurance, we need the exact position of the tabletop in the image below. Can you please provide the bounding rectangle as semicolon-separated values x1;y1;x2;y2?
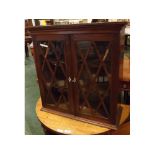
36;98;130;135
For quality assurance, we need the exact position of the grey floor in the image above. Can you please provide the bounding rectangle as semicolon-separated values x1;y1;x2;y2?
25;55;44;135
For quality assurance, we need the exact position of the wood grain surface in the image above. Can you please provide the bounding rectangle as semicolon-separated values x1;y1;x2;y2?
36;98;129;135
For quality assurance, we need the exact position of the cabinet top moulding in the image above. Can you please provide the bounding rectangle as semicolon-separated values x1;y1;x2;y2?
26;22;127;35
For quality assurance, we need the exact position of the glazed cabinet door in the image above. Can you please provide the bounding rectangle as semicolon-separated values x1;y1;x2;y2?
33;34;74;115
71;34;120;126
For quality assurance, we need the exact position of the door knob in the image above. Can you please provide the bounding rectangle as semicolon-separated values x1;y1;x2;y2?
68;77;71;82
72;77;76;83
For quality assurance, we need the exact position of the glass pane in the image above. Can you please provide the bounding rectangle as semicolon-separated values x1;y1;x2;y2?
38;40;69;111
77;41;111;118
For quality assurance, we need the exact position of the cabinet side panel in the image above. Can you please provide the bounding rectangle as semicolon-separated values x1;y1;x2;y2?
110;34;121;124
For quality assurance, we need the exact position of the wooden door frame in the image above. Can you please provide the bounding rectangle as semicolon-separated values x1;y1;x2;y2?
70;33;119;127
32;34;74;114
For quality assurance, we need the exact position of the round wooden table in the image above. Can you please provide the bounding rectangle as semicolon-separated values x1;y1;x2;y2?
36;98;130;135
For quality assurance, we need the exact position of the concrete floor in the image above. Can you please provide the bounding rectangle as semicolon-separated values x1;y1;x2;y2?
25;55;44;135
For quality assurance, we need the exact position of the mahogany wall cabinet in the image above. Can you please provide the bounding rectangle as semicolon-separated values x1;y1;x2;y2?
28;22;127;129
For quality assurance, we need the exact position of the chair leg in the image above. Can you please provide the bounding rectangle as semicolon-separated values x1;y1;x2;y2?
25;44;29;57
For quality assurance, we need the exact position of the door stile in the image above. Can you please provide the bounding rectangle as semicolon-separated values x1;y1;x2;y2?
65;35;75;114
70;35;79;116
110;34;120;125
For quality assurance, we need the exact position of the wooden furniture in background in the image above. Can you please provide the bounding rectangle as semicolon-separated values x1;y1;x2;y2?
34;19;54;26
25;35;32;57
25;20;33;57
120;56;130;104
28;22;127;129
